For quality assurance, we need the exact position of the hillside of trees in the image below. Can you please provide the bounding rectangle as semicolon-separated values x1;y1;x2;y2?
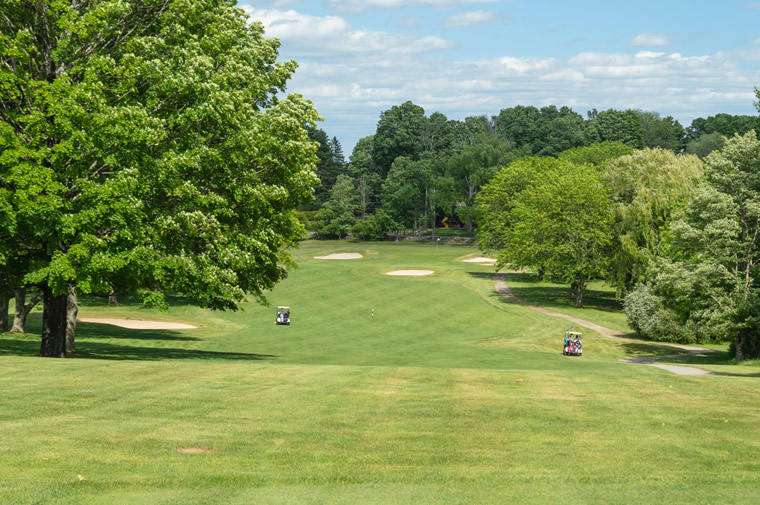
307;102;759;240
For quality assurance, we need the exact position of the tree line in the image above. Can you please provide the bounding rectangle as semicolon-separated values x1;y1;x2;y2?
307;101;759;241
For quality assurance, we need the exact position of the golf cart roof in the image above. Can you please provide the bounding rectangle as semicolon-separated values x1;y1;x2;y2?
277;306;290;310
566;331;582;336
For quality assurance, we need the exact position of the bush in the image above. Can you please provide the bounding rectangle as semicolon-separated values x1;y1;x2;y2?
297;210;320;232
623;284;687;342
351;210;393;241
622;284;661;336
311;208;355;239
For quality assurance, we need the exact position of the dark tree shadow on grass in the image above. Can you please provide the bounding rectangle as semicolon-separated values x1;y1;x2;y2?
620;341;679;358
0;336;39;356
71;342;277;361
467;271;623;313
0;336;277;361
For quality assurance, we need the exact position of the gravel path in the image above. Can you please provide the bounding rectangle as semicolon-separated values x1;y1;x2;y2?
493;273;714;376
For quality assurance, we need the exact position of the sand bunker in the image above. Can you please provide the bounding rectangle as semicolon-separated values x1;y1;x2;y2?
77;318;197;330
463;257;496;263
386;270;435;276
314;253;363;260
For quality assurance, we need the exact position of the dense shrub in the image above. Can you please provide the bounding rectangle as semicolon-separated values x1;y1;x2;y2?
623;284;689;342
351;210;393;241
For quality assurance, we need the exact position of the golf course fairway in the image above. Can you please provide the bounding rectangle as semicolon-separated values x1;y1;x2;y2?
1;241;758;505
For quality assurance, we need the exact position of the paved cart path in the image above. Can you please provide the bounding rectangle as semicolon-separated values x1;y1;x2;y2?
493;273;714;376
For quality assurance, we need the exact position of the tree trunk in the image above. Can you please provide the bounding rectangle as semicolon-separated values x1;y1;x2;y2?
574;280;587;308
734;330;745;362
0;295;9;332
537;266;545;281
11;287;42;333
65;286;78;354
40;285;68;358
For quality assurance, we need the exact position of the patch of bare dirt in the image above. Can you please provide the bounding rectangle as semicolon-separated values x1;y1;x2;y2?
176;447;215;454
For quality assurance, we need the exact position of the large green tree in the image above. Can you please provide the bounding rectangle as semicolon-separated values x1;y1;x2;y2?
603;149;703;296
584;109;644;148
493;162;614;307
316;174;357;239
635;110;685;151
372;101;426;177
347;135;382;217
0;0;319;356
476;157;566;253
446;135;522;231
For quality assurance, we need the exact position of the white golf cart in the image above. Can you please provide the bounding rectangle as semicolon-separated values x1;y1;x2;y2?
563;330;582;356
275;306;291;325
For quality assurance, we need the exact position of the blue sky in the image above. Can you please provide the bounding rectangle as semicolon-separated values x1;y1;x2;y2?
241;0;760;154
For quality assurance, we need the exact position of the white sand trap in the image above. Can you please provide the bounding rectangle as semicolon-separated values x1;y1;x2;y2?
386;270;435;276
77;318;197;330
463;257;496;263
314;253;363;260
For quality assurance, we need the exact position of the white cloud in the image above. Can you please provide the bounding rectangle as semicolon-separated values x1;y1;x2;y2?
497;56;556;73
286;46;759;153
249;8;759;153
327;0;499;14
443;10;497;27
631;32;670;47
249;8;454;55
635;51;665;59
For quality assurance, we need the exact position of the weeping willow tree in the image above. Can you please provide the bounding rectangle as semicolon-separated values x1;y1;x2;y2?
603;148;703;296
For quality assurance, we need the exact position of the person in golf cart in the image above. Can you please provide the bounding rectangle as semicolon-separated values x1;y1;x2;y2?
275;306;291;325
563;330;582;356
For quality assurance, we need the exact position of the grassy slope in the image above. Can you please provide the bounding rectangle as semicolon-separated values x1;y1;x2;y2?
1;240;759;505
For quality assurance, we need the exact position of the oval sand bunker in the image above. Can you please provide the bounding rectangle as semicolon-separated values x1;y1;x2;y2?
386;270;435;276
314;253;363;260
463;257;496;263
77;318;197;330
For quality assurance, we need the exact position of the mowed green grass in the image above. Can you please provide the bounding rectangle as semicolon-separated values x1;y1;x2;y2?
1;240;759;505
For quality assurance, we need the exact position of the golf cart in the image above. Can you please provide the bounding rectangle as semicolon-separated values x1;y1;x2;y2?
563;330;582;356
275;306;291;325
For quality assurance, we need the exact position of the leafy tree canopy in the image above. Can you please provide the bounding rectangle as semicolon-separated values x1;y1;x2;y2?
0;0;319;356
558;141;633;168
476;157;572;253
603;149;703;295
503;163;614;307
372;101;426;177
